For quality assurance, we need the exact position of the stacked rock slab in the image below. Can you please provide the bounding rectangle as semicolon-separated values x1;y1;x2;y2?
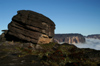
5;10;55;44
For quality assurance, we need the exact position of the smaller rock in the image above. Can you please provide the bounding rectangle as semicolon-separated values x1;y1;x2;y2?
22;43;36;50
0;30;8;41
36;44;43;50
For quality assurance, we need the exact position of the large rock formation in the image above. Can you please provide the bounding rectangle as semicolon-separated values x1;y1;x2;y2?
1;10;55;44
87;34;100;39
54;34;85;44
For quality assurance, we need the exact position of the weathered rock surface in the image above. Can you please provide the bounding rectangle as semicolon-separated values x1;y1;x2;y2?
87;34;100;39
54;34;85;44
1;10;55;44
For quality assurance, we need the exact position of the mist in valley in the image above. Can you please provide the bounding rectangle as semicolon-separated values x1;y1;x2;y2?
75;38;100;50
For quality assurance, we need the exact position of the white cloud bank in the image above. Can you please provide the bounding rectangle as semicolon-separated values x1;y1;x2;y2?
74;38;100;50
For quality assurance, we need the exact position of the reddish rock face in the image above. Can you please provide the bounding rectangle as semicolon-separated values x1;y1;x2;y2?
4;10;55;44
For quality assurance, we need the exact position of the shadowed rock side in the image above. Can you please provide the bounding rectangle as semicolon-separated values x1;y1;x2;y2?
1;10;55;44
54;34;85;44
87;34;100;39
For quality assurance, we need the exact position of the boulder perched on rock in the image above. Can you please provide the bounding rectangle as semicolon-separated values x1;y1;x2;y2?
3;10;55;44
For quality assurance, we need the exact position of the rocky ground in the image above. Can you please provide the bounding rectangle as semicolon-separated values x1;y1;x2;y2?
0;41;100;66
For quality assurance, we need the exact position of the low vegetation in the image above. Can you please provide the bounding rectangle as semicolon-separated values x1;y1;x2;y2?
0;41;100;66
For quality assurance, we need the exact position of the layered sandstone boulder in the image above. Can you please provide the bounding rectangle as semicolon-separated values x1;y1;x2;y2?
3;10;55;44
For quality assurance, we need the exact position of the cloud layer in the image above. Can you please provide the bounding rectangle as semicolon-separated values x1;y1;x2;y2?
74;38;100;50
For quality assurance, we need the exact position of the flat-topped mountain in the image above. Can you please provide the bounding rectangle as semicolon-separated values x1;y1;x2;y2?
54;33;85;44
87;34;100;39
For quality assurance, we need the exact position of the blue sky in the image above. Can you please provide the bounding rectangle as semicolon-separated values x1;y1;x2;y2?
0;0;100;36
